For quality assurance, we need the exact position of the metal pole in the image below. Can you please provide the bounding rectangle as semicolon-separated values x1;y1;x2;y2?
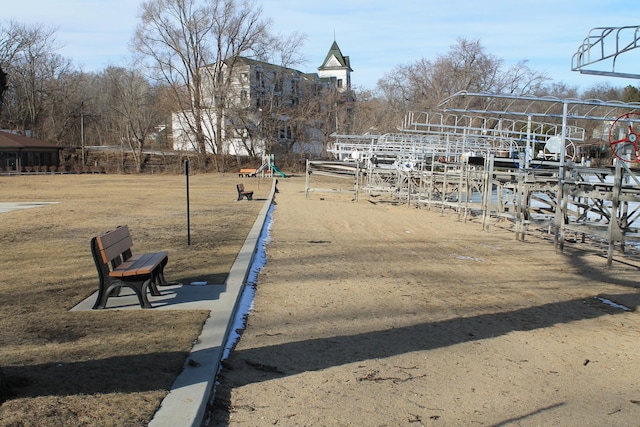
554;102;569;251
81;113;85;166
526;114;532;169
185;159;191;245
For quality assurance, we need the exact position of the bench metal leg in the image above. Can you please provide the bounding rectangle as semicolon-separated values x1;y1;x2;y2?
149;263;169;296
93;280;154;309
136;280;154;308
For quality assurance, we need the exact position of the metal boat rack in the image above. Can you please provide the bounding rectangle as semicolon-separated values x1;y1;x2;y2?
324;91;640;265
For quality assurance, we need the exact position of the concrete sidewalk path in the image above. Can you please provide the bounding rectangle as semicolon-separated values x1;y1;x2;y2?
0;201;58;213
69;179;276;426
146;178;277;427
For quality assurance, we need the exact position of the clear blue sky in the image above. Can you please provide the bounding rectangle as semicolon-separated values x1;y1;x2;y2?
5;0;640;92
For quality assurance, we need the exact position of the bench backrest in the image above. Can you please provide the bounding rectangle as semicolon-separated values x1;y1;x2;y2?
237;183;245;192
95;225;134;266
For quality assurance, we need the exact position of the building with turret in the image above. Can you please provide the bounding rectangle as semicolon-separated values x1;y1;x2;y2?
172;41;353;157
318;40;352;92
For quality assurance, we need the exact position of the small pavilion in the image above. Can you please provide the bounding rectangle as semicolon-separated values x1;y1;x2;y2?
0;131;62;173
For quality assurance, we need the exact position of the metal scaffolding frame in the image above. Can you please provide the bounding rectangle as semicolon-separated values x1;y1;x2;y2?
305;160;360;201
571;25;640;79
327;91;640;264
437;91;640;122
439;92;640;261
330;109;583;169
319;20;640;262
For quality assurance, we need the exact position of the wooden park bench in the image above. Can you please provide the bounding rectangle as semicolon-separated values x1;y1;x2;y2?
239;168;257;177
236;183;254;201
90;225;169;309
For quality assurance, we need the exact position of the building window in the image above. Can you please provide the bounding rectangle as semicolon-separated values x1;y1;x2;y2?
337;79;343;88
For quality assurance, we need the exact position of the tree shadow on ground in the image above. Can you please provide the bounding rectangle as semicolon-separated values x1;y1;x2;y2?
210;292;635;425
2;351;188;400
227;295;631;384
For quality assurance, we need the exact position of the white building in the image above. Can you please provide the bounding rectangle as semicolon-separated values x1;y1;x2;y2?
318;40;353;93
172;41;353;156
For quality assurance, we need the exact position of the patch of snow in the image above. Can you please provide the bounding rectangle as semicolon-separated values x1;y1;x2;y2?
453;254;484;262
222;203;274;360
597;297;631;311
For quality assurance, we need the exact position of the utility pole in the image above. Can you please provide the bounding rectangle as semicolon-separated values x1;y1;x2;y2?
81;113;85;166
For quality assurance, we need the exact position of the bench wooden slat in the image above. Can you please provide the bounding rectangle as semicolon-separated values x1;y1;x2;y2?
96;225;134;264
111;251;168;277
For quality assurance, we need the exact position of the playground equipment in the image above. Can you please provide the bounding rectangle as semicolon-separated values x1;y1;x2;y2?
254;162;268;175
271;164;286;178
258;154;287;178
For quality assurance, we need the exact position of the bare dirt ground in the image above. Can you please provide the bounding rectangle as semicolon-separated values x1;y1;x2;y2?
210;176;640;426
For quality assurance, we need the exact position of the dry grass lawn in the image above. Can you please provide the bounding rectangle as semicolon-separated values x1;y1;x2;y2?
0;173;270;426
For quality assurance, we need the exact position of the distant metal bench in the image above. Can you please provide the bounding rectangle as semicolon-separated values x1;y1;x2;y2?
90;225;169;309
236;183;254;201
239;168;257;177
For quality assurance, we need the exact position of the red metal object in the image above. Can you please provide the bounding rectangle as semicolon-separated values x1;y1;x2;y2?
609;112;640;162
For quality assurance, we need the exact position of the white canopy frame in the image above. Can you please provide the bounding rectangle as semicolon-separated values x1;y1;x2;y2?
571;25;640;79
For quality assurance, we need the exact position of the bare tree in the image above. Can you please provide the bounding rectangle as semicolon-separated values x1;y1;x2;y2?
376;63;417;119
133;0;285;170
376;38;549;118
348;87;398;135
534;81;579;98
105;66;167;172
0;20;29;113
288;78;350;157
134;0;214;160
498;60;548;95
0;21;72;139
41;71;98;147
265;30;307;69
0;65;7;113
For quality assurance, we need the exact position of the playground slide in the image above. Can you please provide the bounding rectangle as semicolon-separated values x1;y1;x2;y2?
255;162;268;174
271;165;287;177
